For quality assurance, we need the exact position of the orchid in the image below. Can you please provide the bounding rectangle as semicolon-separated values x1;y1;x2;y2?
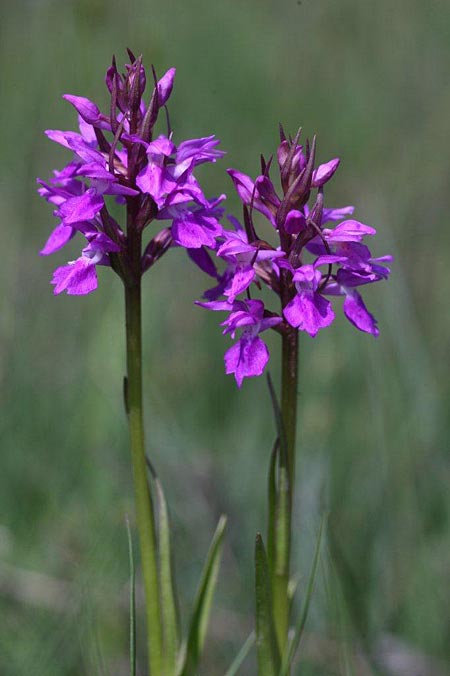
37;53;228;676
38;53;225;296
195;128;392;386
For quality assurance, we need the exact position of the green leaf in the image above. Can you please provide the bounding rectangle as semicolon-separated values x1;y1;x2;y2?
266;373;288;468
279;514;326;676
154;475;179;675
274;465;290;577
179;515;227;676
255;533;281;676
125;517;136;676
223;631;256;676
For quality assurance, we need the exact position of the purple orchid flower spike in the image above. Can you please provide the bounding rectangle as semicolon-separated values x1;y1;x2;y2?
38;54;226;295
38;54;233;676
194;125;392;384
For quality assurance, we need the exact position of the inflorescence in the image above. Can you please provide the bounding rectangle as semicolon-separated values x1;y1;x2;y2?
38;51;225;295
39;54;392;386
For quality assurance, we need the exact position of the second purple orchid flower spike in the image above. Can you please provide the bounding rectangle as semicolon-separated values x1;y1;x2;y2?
196;126;392;386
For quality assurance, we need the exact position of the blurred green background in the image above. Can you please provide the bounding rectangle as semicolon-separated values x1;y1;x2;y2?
1;0;449;674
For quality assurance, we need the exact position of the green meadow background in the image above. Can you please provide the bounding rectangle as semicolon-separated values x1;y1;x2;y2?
1;1;449;674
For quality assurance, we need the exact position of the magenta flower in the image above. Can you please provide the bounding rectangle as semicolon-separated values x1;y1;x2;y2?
197;299;282;387
195;126;392;385
282;262;335;336
38;54;225;295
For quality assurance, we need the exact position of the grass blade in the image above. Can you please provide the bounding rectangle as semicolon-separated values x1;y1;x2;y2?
154;474;179;675
223;631;256;676
179;515;227;676
126;517;136;676
279;514;326;676
255;533;281;676
266;373;288;467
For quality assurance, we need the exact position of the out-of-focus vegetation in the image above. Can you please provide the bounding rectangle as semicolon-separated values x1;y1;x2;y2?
1;1;449;674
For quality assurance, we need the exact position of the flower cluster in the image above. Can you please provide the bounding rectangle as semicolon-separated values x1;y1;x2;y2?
38;51;225;294
197;128;392;386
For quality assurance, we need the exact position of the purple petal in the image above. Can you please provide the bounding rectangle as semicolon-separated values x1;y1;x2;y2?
172;212;222;249
76;163;116;181
343;291;379;336
147;135;175;156
324;220;376;242
176;136;224;170
57;189;104;224
224;265;255;302
320;205;355;225
136;163;165;202
78;116;97;144
63;95;102;124
196;299;232;312
224;335;270;387
40;224;75;255
283;291;334;336
312;158;340;187
51;258;98;295
292;264;321;288
259;316;283;332
65;137;105;164
45;129;83;150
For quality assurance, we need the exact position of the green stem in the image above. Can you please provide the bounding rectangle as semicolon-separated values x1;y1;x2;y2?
125;278;163;675
281;328;299;488
273;326;299;657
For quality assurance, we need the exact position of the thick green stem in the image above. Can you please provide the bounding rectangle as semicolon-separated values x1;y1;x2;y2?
125;279;163;675
273;326;299;657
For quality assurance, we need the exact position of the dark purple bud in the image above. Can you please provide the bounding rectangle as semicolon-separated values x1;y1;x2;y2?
157;68;176;106
136;194;158;230
127;56;144;132
94;127;111;154
243;204;258;243
280;126;302;193
309;186;324;227
276;136;316;230
127;47;137;64
142;228;172;271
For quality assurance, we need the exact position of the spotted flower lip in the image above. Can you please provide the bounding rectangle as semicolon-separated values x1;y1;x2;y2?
38;55;225;296
196;126;392;385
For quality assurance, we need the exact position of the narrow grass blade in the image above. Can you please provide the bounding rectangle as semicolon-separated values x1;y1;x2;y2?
267;438;279;572
179;515;227;676
154;475;179;674
223;631;256;676
126;517;136;676
255;533;281;676
279;514;326;676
